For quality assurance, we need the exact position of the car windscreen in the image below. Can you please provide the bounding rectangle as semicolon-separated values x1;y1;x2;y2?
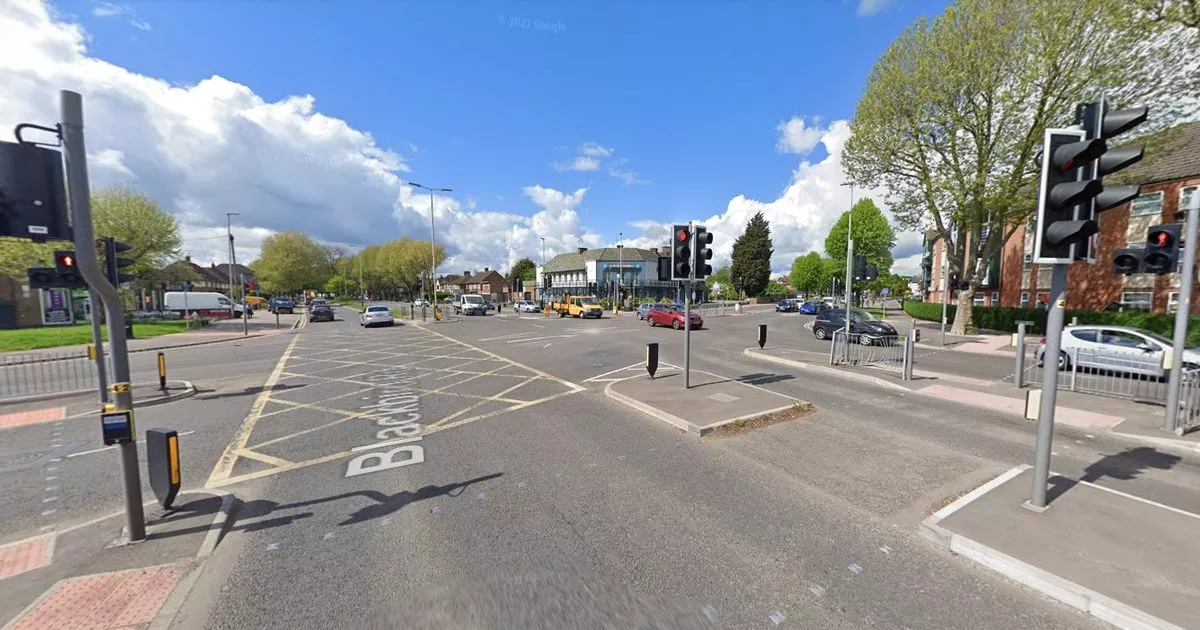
366;306;389;312
850;310;876;322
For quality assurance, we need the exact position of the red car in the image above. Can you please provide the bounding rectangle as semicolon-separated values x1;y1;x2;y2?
646;304;703;330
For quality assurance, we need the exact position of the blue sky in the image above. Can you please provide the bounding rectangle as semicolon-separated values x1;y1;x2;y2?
6;0;951;274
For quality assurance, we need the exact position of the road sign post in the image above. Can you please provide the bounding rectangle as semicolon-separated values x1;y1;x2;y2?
88;289;109;404
61;90;146;541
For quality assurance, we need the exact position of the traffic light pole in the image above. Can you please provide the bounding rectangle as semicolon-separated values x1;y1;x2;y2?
61;90;146;541
683;279;692;389
1164;193;1200;433
1028;263;1068;510
843;239;854;361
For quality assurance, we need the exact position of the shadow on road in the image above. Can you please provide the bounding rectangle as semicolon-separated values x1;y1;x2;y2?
153;473;504;544
1046;446;1182;504
734;373;795;386
195;382;306;401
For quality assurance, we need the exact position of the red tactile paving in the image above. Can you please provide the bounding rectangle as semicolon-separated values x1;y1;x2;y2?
9;565;180;630
0;535;54;581
0;407;65;429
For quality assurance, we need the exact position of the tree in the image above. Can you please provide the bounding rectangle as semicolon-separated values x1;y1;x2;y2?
823;198;896;274
821;257;843;295
323;245;349;279
762;280;788;300
252;231;329;294
507;257;536;281
705;266;732;289
842;0;1192;334
730;212;773;297
790;251;827;296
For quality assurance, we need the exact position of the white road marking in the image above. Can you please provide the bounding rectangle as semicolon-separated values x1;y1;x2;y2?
505;334;574;344
543;343;552;348
266;543;280;551
324;532;337;540
848;563;862;575
477;332;538;342
430;506;440;513
351;436;422;453
808;584;826;597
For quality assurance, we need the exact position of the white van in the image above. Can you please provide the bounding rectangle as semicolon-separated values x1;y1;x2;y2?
163;291;246;318
455;294;488;316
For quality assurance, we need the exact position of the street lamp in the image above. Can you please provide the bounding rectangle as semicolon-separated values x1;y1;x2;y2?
617;231;624;311
225;212;239;302
407;181;452;310
540;237;546;307
840;181;855;361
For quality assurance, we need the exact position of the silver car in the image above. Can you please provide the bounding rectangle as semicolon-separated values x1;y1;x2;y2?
1036;325;1200;377
360;305;395;328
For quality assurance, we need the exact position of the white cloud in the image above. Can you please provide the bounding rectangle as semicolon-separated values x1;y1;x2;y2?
856;0;892;17
553;155;599;172
578;142;613;158
90;1;125;17
617;119;919;276
88;148;135;178
553;141;645;184
130;18;151;31
776;116;824;155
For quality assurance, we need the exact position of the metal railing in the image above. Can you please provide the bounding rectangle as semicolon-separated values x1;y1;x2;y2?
1174;370;1200;434
829;330;914;380
694;301;732;318
0;350;113;401
1019;344;1177;404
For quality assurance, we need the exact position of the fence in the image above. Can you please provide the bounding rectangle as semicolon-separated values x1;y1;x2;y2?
0;349;113;401
1018;344;1177;405
829;330;914;380
694;301;733;318
1174;370;1200;434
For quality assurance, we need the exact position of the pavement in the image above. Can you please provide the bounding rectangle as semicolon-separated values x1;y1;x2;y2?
923;465;1200;630
4;302;1198;628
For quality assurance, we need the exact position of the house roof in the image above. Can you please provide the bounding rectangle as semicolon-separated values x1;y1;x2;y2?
542;247;661;273
213;263;255;280
464;269;504;285
1112;120;1200;186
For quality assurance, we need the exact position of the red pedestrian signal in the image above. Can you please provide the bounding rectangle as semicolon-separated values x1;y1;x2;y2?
55;252;75;269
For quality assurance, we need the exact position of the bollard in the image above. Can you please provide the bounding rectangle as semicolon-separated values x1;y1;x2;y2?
646;342;659;378
1014;321;1028;389
276;312;280;329
146;428;181;510
903;329;917;381
157;352;167;391
758;324;767;349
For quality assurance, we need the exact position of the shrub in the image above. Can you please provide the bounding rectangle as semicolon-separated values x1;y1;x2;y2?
902;299;1200;345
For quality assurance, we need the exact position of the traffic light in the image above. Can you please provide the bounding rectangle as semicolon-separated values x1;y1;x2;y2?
1144;224;1181;274
864;264;878;282
1112;247;1143;275
26;267;57;290
1032;128;1104;262
0;141;72;242
54;250;85;287
853;255;867;281
103;237;137;286
948;272;961;292
693;225;714;279
1081;101;1148;262
671;224;692;281
657;256;671;282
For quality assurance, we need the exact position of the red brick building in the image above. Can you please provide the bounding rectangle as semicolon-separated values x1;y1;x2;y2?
999;122;1200;314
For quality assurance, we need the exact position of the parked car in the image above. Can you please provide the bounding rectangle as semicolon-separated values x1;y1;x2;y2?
309;304;335;322
360;305;395;328
515;300;540;313
269;298;295;314
646;304;703;330
776;299;799;312
413;299;430;308
308;298;328;313
799;301;828;315
1035;325;1200;376
636;303;655;320
811;308;898;345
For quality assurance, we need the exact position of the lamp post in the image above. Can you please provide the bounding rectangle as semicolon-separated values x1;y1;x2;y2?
840;182;855;361
407;182;452;309
540;237;546;307
226;212;239;309
617;233;624;312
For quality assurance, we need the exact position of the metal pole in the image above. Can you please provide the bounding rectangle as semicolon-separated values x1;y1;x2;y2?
241;274;248;336
1014;322;1027;389
428;191;436;309
684;280;692;389
1028;263;1068;510
844;238;854;362
225;213;237;308
1165;192;1200;432
940;252;948;346
88;289;109;404
359;255;365;310
61;90;145;541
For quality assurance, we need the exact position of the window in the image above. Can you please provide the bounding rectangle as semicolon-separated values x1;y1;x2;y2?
1169;292;1181;314
1129;191;1163;217
1019;291;1030;307
1100;330;1146;348
1120;291;1152;311
1069;329;1098;343
991;291;1000;303
1036;292;1050;309
1183;186;1198;212
973;293;985;306
1023;253;1032;269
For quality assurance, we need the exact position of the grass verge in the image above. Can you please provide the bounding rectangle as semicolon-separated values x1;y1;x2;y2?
707;401;815;438
0;321;190;352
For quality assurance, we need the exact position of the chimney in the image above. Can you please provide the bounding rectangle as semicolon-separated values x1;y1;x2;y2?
577;247;587;254
660;245;670;257
484;267;489;273
184;255;192;263
464;271;470;277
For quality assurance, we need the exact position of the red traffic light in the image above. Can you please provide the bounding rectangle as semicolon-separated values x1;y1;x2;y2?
57;253;74;267
1153;231;1173;247
677;229;689;242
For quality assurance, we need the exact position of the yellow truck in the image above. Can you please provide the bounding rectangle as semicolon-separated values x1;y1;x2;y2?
546;294;604;319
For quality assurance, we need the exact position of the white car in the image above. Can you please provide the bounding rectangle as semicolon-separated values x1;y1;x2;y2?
515;300;540;313
360;305;395;328
1036;324;1200;377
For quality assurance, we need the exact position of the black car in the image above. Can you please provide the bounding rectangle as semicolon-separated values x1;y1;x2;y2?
309;304;335;322
812;308;899;345
270;298;295;314
776;298;799;312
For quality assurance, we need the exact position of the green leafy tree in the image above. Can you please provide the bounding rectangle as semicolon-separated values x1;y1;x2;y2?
705;266;732;289
507;257;536;281
252;231;329;294
730;212;774;297
762;280;788;300
821;257;843;295
823;198;895;274
790;251;827;296
842;0;1193;334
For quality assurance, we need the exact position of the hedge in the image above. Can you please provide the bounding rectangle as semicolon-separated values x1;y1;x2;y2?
902;299;1200;346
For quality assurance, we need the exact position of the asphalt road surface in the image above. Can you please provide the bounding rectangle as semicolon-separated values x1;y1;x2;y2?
164;306;1137;629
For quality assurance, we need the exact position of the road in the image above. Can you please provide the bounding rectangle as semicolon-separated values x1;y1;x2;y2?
7;305;1197;627
162;305;1180;629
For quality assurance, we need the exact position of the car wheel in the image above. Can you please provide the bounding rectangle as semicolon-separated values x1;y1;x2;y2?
1057;352;1071;371
859;334;873;346
388;322;395;327
814;327;827;340
673;320;681;330
648;317;655;327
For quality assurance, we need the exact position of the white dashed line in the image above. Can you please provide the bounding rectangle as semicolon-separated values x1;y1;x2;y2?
808;584;826;597
769;610;786;624
848;563;862;576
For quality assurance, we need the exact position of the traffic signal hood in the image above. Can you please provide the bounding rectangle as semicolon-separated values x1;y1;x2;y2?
103;237;137;286
1111;223;1182;276
693;226;714;280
